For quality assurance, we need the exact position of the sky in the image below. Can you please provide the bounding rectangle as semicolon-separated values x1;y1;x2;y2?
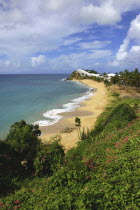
0;0;140;74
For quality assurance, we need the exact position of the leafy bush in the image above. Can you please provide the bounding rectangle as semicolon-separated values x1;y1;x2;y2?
0;121;41;195
6;120;41;166
0;140;24;195
34;140;65;176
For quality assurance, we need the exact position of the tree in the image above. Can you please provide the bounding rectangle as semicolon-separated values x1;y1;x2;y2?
75;117;81;140
104;79;117;94
110;74;120;86
6;120;41;166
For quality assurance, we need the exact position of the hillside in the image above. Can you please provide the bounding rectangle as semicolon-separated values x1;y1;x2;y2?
0;93;140;209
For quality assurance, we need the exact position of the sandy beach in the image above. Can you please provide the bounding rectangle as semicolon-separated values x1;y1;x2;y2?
41;79;109;150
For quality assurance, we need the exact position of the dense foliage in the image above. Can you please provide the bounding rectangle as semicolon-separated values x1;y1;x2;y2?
69;71;84;80
111;68;140;88
69;70;103;82
91;103;136;136
6;120;41;158
34;139;64;177
104;68;140;92
0;96;140;209
0;121;42;195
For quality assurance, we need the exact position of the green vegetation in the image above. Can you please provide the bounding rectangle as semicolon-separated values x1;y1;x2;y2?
6;121;41;164
68;70;103;82
69;68;140;92
69;71;84;80
0;121;42;196
85;70;98;74
105;68;140;92
34;139;64;177
114;68;139;88
0;94;140;209
75;117;90;141
75;117;82;140
90;103;136;137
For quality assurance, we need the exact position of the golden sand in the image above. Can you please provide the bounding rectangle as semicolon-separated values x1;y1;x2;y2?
40;79;109;150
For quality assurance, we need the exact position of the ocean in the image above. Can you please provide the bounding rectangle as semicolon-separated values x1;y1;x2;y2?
0;74;93;139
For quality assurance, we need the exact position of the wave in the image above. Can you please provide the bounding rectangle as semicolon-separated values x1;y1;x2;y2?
34;85;94;127
60;78;67;81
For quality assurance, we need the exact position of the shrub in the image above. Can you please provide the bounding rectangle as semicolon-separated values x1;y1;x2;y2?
91;103;136;136
5;120;41;171
0;140;23;195
34;140;65;176
81;127;91;141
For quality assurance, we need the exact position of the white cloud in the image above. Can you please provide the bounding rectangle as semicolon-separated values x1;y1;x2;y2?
112;14;140;67
42;0;81;12
63;37;82;46
31;55;46;67
112;0;140;12
0;0;140;72
4;60;11;67
121;45;140;68
116;45;140;69
46;49;112;72
24;49;112;73
127;14;140;41
80;1;121;25
0;0;85;58
0;8;25;24
78;40;111;49
115;39;130;62
89;50;112;59
0;57;22;69
130;45;140;52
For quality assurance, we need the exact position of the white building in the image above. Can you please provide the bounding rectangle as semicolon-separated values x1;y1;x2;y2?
75;69;116;80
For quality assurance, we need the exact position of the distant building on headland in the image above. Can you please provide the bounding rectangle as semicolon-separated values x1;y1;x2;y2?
75;69;116;80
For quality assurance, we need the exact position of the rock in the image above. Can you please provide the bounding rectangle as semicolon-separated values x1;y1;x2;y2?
89;88;94;92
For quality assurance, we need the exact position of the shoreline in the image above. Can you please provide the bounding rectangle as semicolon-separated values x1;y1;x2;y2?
40;79;109;150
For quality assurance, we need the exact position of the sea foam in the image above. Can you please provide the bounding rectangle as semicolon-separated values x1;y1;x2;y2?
34;83;94;127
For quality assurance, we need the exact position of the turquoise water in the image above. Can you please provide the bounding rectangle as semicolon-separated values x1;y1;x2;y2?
0;74;90;139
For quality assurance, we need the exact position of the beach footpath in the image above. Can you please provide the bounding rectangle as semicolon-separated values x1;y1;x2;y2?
41;79;109;150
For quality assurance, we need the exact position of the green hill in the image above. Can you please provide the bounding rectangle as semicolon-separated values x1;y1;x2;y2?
0;95;140;209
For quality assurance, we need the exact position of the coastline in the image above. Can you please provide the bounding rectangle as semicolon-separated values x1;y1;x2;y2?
40;79;109;150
